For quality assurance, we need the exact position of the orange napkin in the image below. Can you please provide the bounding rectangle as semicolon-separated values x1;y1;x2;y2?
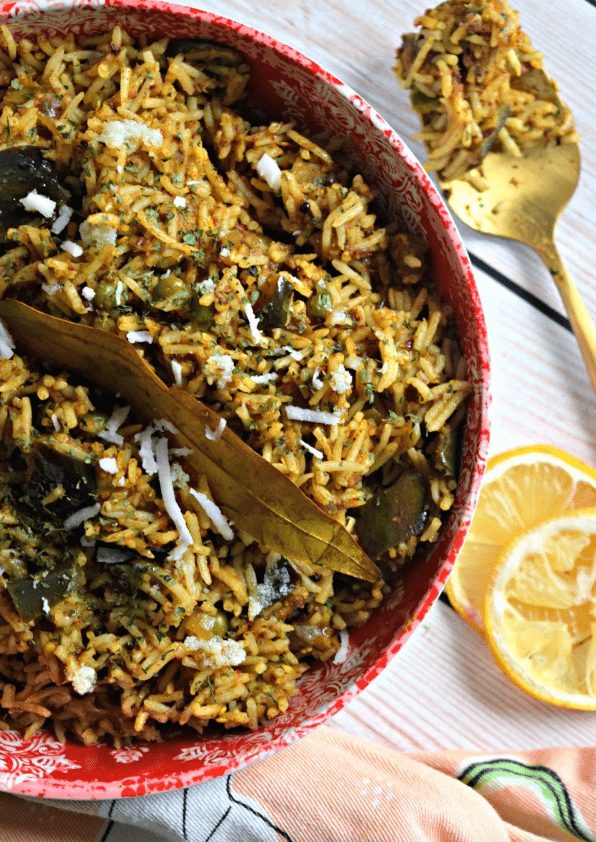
0;727;593;841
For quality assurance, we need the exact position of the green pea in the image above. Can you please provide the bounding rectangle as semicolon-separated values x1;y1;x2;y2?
153;274;191;307
94;279;130;310
208;610;229;638
186;609;228;639
191;301;214;329
79;411;110;435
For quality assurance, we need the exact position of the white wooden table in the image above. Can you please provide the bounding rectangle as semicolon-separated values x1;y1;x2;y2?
186;0;596;752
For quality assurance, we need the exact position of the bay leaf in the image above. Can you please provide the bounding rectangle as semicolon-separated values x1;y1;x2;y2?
0;300;379;582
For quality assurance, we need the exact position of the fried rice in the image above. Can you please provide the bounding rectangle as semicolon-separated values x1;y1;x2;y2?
395;0;578;185
0;26;470;745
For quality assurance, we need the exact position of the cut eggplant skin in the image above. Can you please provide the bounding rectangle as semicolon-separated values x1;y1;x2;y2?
259;276;294;329
432;423;457;477
306;281;333;319
0;146;69;240
19;439;97;525
355;470;428;559
7;561;77;622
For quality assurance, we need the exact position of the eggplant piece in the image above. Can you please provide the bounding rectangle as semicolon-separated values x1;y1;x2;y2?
511;69;559;104
431;423;458;477
20;438;97;526
355;470;428;559
166;39;203;56
95;545;136;565
480;104;511;160
259;277;293;329
411;90;442;114
397;33;419;77
427;417;463;479
0;146;69;241
306;282;333;320
165;39;242;65
436;426;456;475
7;561;77;621
379;456;403;488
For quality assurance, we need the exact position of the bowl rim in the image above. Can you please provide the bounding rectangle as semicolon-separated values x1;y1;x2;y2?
0;0;491;799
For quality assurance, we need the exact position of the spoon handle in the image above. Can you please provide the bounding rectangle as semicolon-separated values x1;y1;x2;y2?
538;238;596;394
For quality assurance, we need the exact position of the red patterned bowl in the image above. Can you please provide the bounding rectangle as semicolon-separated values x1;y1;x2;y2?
0;0;490;799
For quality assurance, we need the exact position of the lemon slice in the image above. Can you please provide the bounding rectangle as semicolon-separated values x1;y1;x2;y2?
484;509;596;710
446;445;596;631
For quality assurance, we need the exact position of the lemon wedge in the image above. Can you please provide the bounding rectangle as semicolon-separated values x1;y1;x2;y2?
446;445;596;631
484;509;596;711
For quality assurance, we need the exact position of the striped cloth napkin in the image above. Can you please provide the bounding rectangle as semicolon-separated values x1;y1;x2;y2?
1;727;594;841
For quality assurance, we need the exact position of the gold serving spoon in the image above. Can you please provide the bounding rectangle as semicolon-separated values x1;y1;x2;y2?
0;299;379;583
442;74;596;392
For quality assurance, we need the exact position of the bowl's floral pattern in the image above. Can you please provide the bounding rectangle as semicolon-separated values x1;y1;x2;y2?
0;732;81;788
